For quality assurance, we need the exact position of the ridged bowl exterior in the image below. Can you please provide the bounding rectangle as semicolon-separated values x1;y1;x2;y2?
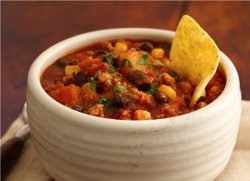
27;29;241;181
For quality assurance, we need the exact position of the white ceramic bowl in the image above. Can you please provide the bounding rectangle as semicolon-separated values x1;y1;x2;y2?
27;28;241;181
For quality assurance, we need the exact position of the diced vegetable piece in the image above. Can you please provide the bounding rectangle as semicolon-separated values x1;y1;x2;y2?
157;85;176;99
88;104;104;117
90;62;110;76
50;84;81;106
151;48;165;59
133;110;151;120
114;42;128;53
118;49;148;75
146;69;158;80
79;58;101;72
65;65;80;78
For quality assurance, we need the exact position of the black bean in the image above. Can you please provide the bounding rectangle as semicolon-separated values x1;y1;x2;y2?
57;58;78;68
167;69;180;83
154;91;169;104
96;84;105;94
92;50;108;58
140;42;154;52
127;70;153;90
112;93;131;108
73;71;87;86
71;105;84;112
57;59;69;67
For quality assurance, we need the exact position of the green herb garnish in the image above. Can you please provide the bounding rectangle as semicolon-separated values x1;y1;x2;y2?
96;97;109;104
152;61;164;66
96;97;113;108
114;85;125;93
107;69;116;73
121;59;133;68
90;77;96;91
103;56;116;69
146;83;160;95
128;60;133;67
148;64;160;77
153;70;160;77
136;54;148;65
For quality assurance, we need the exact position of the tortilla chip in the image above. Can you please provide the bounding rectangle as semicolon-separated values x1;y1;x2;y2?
170;15;220;106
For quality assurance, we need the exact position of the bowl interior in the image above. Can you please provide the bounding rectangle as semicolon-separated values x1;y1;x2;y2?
27;28;240;131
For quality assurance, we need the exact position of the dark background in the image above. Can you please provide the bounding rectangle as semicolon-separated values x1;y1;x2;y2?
1;1;250;136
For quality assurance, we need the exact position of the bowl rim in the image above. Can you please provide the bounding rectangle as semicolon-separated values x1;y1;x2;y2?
27;28;240;131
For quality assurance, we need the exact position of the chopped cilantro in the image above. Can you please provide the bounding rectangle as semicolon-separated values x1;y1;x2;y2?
147;64;153;70
121;59;127;67
107;69;116;73
103;56;116;69
121;59;133;68
111;53;119;59
128;60;133;67
148;64;160;77
96;97;109;104
153;70;160;77
114;85;125;93
152;61;164;66
146;83;160;95
90;77;96;91
136;54;148;65
102;53;119;72
96;97;112;108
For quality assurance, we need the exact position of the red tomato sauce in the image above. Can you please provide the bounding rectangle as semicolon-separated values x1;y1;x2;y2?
41;40;226;120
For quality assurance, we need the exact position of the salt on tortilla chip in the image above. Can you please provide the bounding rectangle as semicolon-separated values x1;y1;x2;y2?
170;15;220;106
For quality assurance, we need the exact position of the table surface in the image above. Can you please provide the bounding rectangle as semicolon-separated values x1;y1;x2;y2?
2;1;250;136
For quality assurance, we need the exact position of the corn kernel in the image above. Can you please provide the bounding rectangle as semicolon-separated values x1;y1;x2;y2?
157;85;176;99
65;65;80;78
133;110;152;120
114;42;128;53
151;48;165;59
